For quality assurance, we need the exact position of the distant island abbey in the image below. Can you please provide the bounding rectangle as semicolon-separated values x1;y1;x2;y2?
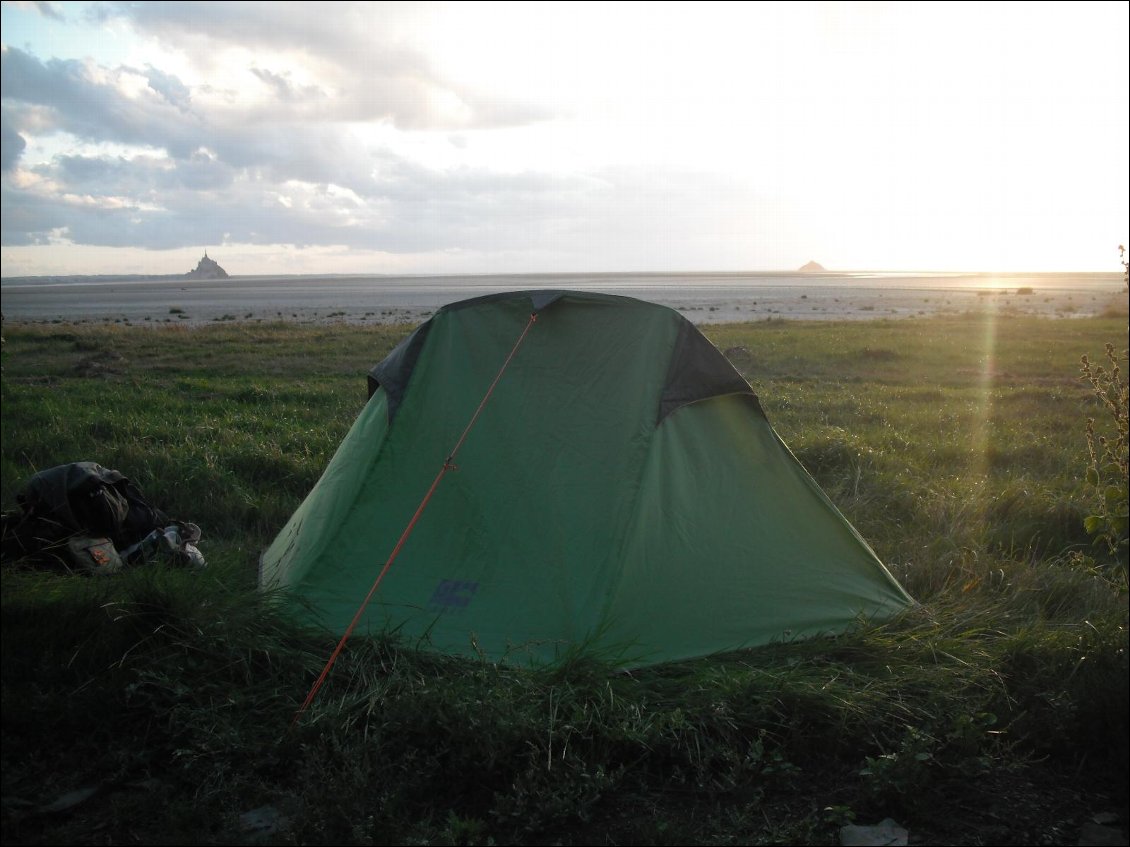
185;251;229;280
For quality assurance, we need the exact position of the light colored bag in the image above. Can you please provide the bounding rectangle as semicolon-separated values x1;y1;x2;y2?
66;536;124;574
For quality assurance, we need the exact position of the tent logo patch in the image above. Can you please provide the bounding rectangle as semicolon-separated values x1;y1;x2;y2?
428;579;478;611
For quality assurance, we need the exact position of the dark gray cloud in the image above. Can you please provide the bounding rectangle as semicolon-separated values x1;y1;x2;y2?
46;149;235;193
0;112;27;171
34;2;64;22
1;46;378;207
0;48;74;130
0;47;203;154
173;150;237;191
1;183;63;245
144;65;193;111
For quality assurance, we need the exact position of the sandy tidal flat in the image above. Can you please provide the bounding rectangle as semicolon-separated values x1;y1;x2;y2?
1;271;1124;326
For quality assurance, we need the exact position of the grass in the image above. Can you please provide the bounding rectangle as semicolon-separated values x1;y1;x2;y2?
1;312;1127;845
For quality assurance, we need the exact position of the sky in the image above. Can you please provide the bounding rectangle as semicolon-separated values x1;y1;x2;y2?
1;1;1127;277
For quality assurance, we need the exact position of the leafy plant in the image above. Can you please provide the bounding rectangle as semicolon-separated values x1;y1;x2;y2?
1076;248;1129;563
1080;335;1128;561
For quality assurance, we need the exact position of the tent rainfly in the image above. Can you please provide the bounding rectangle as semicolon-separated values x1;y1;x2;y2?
260;290;914;667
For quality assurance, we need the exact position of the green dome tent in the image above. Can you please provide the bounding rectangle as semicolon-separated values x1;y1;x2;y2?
260;290;913;668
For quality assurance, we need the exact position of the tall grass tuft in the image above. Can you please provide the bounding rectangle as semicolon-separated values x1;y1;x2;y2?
1081;341;1129;565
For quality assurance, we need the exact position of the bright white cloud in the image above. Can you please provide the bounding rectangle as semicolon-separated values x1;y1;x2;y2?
0;0;1127;275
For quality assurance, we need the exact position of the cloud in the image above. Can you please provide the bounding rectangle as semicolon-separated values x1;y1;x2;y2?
11;2;1117;275
33;2;64;21
45;149;234;193
2;116;772;271
248;67;326;104
0;113;28;171
1;46;204;155
144;65;193;111
0;9;584;261
4;111;618;258
96;1;551;129
0;5;564;260
0;182;64;245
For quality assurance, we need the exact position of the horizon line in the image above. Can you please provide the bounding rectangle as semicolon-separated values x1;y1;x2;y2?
3;267;1125;282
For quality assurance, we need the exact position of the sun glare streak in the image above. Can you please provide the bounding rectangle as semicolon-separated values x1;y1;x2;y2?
971;299;1000;512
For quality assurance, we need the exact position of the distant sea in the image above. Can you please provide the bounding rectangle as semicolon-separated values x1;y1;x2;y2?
1;271;1124;325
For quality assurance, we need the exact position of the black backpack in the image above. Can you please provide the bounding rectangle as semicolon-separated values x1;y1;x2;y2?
11;462;168;553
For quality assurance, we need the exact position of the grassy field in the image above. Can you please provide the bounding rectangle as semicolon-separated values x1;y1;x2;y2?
1;308;1127;845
